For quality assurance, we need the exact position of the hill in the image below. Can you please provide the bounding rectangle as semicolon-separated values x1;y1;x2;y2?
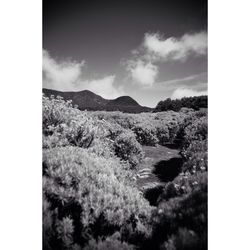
42;88;152;113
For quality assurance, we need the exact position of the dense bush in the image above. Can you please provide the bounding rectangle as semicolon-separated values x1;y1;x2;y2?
114;131;144;168
83;233;135;250
148;179;207;250
158;172;207;203
43;95;78;134
174;111;207;146
43;146;152;249
183;116;208;147
181;140;208;173
43;95;96;149
132;122;159;146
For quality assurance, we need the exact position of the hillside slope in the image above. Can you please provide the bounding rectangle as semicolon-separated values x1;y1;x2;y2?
43;88;152;113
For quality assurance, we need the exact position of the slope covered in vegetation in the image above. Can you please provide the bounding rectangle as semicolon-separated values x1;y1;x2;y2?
43;95;208;250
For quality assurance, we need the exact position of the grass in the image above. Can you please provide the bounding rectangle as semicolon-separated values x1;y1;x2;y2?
136;145;182;192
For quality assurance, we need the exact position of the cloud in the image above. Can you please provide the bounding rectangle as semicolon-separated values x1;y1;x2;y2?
81;75;122;99
171;87;207;99
43;50;123;99
43;50;85;91
143;31;207;61
126;60;158;87
124;31;207;87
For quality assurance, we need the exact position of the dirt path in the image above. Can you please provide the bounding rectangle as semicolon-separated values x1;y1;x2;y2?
136;145;183;197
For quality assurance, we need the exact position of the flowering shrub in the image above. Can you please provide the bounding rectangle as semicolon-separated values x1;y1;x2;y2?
149;179;207;250
43;95;96;149
181;139;208;173
43;95;78;134
43;146;152;248
159;171;207;202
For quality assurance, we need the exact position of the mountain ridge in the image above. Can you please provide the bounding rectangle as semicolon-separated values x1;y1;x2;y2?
42;88;152;113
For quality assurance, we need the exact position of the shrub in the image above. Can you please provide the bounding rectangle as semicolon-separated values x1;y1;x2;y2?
175;111;207;147
132;122;159;146
154;111;191;145
181;141;208;173
83;233;135;250
43;146;152;248
149;180;207;250
63;119;95;148
55;216;74;248
183;116;208;148
43;95;97;149
161;228;203;250
155;123;170;146
43;197;56;250
158;172;207;202
43;95;78;134
114;131;144;168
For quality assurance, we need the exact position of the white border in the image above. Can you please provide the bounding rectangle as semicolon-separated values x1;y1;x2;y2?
0;0;250;249
0;1;42;249
209;0;250;249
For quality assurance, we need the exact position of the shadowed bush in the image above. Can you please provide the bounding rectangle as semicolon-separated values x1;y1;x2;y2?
83;233;135;250
148;180;207;250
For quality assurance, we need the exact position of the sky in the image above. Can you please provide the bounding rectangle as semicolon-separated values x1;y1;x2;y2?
43;0;207;107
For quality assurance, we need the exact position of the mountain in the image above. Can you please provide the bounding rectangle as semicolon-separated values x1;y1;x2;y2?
42;88;152;113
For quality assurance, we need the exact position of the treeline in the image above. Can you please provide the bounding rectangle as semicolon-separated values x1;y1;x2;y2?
154;95;208;112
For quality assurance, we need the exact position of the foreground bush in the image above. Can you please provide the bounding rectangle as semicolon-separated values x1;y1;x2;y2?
83;233;135;250
43;146;152;249
148;179;207;250
158;172;207;203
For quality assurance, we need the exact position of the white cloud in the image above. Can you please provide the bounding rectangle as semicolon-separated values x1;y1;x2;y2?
171;87;207;99
82;75;123;99
43;50;85;91
43;50;123;99
126;60;158;87
143;31;207;61
124;31;207;88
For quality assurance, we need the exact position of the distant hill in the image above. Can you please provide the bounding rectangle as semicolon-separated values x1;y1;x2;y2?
43;88;152;113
